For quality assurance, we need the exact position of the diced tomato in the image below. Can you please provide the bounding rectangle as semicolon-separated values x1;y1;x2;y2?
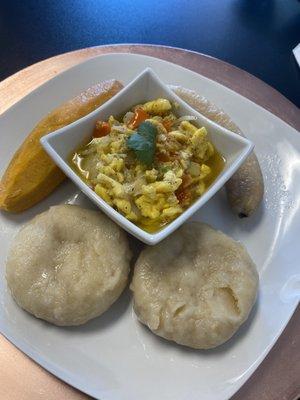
156;151;180;162
175;187;191;206
169;151;180;161
162;119;173;132
175;174;193;205
93;121;111;138
181;173;193;188
129;108;149;129
156;152;170;162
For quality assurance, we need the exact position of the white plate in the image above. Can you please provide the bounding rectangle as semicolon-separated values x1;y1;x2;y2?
0;53;299;400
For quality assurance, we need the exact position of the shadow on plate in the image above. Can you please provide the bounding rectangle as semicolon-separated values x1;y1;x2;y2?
194;188;265;235
0;180;78;225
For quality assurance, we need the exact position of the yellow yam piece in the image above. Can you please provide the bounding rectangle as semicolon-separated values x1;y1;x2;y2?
0;79;123;212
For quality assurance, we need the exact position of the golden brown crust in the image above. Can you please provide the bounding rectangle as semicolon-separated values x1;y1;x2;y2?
0;79;123;212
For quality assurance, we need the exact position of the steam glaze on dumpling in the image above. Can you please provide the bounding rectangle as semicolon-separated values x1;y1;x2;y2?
131;222;258;349
6;205;131;326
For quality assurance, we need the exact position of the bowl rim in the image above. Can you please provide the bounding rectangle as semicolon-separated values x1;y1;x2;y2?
41;67;253;245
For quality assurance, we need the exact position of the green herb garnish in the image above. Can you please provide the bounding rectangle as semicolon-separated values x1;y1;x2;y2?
127;121;157;166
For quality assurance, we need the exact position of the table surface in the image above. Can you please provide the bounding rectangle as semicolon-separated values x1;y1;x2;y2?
0;0;300;107
0;43;299;400
0;1;299;398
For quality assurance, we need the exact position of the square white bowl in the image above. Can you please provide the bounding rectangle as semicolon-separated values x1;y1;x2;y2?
41;68;253;245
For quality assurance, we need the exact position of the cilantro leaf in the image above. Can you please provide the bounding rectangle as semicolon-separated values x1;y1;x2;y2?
127;121;157;166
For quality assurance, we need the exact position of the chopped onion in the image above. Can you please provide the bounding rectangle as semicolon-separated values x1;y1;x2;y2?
93;136;111;146
177;115;198;123
112;125;128;133
123;111;134;125
188;161;201;177
81;137;110;155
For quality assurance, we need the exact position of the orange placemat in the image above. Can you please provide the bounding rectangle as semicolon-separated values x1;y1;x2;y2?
0;44;299;400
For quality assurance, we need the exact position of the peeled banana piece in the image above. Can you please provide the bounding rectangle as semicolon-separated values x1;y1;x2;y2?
170;85;264;217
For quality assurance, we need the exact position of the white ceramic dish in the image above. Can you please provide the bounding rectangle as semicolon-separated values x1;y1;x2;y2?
0;53;299;400
41;68;252;245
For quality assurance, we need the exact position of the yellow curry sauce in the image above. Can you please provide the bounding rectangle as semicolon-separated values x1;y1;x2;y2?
70;98;225;232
